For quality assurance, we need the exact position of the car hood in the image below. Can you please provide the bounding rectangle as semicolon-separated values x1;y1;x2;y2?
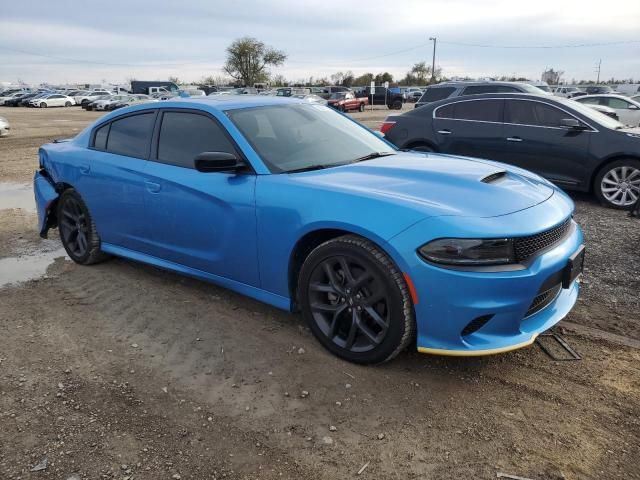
293;152;555;218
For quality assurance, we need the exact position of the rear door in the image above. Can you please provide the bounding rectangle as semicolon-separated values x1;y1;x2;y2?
432;99;505;160
502;99;591;188
78;111;157;252
143;109;259;286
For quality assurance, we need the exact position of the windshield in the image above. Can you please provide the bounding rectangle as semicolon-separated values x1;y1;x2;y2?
520;84;552;95
564;98;625;130
536;85;551;92
227;104;396;173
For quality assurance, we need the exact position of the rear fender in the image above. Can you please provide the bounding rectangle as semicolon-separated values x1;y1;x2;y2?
33;170;59;238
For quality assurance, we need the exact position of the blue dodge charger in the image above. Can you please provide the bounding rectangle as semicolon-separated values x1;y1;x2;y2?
34;96;585;363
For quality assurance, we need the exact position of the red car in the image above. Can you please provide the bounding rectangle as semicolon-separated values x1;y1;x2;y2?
327;92;368;112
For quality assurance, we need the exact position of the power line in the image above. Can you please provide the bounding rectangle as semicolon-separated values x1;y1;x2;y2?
439;40;640;49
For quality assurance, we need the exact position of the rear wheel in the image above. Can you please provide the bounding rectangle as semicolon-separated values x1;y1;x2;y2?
298;235;415;364
65;101;72;107
389;99;403;110
594;159;640;209
57;189;109;265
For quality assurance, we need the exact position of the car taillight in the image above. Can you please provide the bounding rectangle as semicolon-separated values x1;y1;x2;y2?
380;121;396;135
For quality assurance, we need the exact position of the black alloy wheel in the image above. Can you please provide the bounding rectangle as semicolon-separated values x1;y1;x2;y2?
299;235;415;364
57;189;108;265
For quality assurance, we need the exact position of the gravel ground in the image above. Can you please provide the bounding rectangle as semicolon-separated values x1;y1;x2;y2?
0;105;638;480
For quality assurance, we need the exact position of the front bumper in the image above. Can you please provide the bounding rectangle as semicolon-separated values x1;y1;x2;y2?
33;170;59;238
388;196;583;356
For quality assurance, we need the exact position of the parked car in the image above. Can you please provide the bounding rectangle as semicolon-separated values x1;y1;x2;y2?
327;92;368;112
358;86;404;110
584;104;619;121
0;116;9;137
405;89;424;102
531;82;552;93
0;91;31;105
0;89;28;103
584;85;617;95
381;93;640;208
315;86;351;100
92;95;133;111
34;96;584;363
290;94;328;105
415;81;548;109
108;94;156;110
276;87;311;97
573;94;640;127
83;95;113;111
553;86;585;98
632;95;640;103
2;92;34;106
75;91;111;106
29;94;75;108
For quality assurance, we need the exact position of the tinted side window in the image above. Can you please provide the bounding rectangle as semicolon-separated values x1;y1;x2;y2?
93;123;109;150
421;87;456;102
604;98;631;109
453;100;502;122
505;101;567;127
434;103;455;118
462;85;520;95
106;112;155;158
157;112;237;169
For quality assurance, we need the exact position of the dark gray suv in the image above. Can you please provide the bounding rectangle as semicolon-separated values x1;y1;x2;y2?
415;81;549;109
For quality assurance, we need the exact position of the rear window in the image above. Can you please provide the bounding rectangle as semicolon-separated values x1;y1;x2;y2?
106;112;155;158
419;87;456;102
93;123;109;150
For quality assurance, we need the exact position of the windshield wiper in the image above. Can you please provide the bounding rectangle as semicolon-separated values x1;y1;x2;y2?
349;151;396;163
286;164;333;174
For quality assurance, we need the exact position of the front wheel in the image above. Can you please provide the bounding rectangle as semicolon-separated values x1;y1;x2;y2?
57;189;109;265
298;235;415;364
594;159;640;209
40;102;47;108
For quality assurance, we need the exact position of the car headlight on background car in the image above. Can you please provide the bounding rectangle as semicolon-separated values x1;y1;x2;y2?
419;238;516;266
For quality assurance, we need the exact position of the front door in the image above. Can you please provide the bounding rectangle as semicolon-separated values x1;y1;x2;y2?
143;109;259;286
502;99;591;188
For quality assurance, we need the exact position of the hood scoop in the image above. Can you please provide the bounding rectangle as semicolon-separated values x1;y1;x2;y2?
481;170;508;184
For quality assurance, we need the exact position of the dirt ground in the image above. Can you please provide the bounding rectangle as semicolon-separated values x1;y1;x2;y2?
0;106;638;480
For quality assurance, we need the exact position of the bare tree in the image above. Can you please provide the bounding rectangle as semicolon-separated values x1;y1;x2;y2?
223;37;286;86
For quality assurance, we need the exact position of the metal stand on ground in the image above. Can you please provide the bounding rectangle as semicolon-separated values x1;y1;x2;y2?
536;330;581;361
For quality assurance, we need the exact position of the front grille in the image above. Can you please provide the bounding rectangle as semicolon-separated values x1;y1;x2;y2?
514;218;572;262
525;284;562;317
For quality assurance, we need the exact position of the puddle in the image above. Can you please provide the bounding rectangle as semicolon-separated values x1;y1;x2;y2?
0;248;68;288
0;183;35;211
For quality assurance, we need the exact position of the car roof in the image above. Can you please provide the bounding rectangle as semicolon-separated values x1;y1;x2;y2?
428;80;535;88
577;94;631;99
149;95;305;111
407;92;571;113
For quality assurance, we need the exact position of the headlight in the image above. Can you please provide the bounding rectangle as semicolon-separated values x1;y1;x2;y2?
419;238;515;266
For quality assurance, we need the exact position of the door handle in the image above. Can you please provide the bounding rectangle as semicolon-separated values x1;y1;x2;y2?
145;181;161;193
506;137;523;142
79;163;90;174
437;129;452;135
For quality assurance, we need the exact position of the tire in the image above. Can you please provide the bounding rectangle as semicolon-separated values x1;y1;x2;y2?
65;101;72;107
593;159;640;209
389;99;402;110
358;103;365;112
57;189;109;265
40;102;47;108
298;235;415;364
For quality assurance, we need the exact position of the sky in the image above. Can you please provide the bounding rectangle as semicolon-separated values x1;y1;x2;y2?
1;0;640;86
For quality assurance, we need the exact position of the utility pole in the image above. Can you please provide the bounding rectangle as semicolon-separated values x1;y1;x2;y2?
429;37;437;84
596;59;602;84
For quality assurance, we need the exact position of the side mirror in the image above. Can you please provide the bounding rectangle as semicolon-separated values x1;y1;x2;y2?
560;118;584;129
628;104;639;110
194;152;246;172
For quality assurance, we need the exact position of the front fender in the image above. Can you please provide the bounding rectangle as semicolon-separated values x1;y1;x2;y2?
33;170;59;238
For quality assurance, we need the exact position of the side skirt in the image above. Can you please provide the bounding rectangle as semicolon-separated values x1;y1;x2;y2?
100;243;291;312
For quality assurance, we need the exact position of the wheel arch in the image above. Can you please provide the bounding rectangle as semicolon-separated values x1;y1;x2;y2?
403;139;439;152
287;226;409;311
590;154;640;192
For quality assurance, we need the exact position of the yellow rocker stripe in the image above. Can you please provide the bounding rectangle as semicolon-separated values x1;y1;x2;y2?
417;334;539;357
